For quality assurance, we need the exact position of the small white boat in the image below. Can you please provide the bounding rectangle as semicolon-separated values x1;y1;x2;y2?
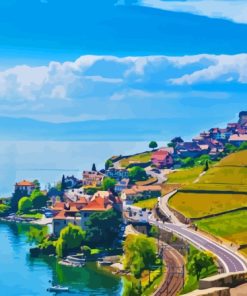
47;285;69;292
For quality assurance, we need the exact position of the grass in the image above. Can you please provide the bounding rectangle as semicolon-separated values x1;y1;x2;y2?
119;152;152;168
195;210;247;246
218;150;247;166
169;192;247;218
167;166;203;186
142;268;164;296
136;177;157;186
181;246;218;295
133;198;158;209
182;183;247;193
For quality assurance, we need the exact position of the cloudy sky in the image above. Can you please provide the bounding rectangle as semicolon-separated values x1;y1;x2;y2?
0;0;246;136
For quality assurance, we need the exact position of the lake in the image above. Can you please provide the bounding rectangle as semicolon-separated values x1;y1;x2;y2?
0;141;155;196
0;221;123;296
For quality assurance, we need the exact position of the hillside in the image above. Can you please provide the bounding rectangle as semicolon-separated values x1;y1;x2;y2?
168;150;247;255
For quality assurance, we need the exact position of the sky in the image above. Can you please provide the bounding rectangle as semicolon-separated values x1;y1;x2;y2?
0;0;247;138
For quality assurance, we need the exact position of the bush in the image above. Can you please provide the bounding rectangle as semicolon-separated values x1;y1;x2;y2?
31;189;49;209
0;204;10;217
128;166;148;183
18;197;32;213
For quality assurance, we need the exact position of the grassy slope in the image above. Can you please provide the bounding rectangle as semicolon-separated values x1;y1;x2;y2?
167;166;203;185
119;152;152;168
133;198;158;209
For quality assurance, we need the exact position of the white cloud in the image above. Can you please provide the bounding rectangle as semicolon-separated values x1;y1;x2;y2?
140;0;247;24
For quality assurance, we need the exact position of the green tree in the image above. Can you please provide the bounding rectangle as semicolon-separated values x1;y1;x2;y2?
204;160;209;171
105;159;113;170
149;225;159;238
30;189;49;209
92;163;97;171
238;141;247;151
61;175;66;191
11;187;28;212
102;177;117;191
225;143;237;154
56;223;86;257
18;197;32;213
123;234;157;278
123;278;142;296
181;157;195;168
128;166;148;183
27;226;49;244
0;204;10;217
85;210;122;247
33;179;40;190
81;245;91;257
189;251;214;280
149;141;158;150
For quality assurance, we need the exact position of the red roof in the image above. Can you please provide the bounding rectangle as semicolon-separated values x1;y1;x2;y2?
16;180;35;187
151;150;170;161
82;196;112;212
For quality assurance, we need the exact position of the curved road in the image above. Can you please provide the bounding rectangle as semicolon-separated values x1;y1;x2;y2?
149;219;247;273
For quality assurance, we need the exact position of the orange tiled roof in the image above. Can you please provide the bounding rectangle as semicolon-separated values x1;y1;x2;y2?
82;196;112;212
16;180;35;187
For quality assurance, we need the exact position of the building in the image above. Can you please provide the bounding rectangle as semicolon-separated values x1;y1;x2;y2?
121;185;161;204
15;180;35;195
80;195;113;228
176;142;203;158
52;197;88;236
239;111;247;125
115;178;129;193
64;176;82;189
105;168;129;181
82;171;104;187
64;188;85;202
151;149;173;168
229;134;247;147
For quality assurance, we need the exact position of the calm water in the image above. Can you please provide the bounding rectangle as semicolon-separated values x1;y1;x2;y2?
0;221;123;296
0;141;155;196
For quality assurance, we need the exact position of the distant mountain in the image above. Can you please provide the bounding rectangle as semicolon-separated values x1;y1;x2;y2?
0;117;213;141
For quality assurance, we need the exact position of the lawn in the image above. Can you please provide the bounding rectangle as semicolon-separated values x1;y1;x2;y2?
196;210;247;246
169;192;247;218
119;152;152;168
182;183;247;193
133;198;158;209
218;150;247;166
167;166;203;186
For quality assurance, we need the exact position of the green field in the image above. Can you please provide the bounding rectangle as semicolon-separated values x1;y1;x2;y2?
169;192;247;218
167;166;203;185
196;210;247;246
133;198;158;209
119;152;152;168
217;150;247;166
182;183;247;193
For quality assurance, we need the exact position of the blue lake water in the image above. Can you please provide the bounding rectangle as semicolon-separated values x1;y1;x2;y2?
0;141;155;196
0;221;123;296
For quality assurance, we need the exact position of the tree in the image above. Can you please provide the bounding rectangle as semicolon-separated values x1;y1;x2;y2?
149;225;159;238
61;175;66;191
225;143;237;154
105;159;114;170
11;187;28;212
18;197;32;213
181;157;195;168
92;163;97;171
0;204;10;217
204;160;209;171
128;166;148;183
123;234;157;278
188;251;214;280
238;141;247;151
171;137;184;144
102;177;117;191
56;223;86;257
33;179;40;190
85;210;122;247
149;141;158;150
30;189;49;209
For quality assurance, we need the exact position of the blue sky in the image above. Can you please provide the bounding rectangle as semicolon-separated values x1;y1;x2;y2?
0;0;247;138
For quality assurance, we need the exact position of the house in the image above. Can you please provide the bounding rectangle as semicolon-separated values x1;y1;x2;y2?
151;149;173;168
64;176;82;189
52;197;89;236
121;185;161;204
105;168;129;181
64;188;86;202
229;134;247;146
115;178;129;193
80;194;113;228
175;142;203;158
82;171;104;187
15;180;35;195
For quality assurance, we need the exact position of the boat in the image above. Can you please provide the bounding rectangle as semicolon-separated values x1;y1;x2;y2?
47;285;69;292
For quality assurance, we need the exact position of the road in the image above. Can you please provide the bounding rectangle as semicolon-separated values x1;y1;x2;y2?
150;219;247;273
